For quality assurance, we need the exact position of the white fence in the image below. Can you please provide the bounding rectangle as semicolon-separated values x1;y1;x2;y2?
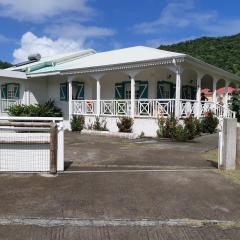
0;117;64;173
0;99;21;113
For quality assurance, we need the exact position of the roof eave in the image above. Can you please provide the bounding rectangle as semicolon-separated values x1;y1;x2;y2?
60;55;186;76
0;70;27;79
185;55;240;81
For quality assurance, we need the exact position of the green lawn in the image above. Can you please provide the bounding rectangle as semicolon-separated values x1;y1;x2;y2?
202;148;240;185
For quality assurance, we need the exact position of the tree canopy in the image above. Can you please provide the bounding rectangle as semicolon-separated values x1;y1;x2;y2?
0;60;12;69
159;33;240;76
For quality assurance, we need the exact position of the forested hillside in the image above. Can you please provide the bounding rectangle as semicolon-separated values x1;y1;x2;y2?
159;34;240;76
0;60;12;69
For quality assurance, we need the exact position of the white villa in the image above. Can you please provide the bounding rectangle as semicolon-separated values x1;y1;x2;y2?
0;46;239;136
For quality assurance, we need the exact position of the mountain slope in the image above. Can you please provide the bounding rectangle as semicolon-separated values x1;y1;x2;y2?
0;60;12;69
159;34;240;76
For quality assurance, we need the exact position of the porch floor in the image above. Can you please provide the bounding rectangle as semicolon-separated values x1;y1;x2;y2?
64;132;218;171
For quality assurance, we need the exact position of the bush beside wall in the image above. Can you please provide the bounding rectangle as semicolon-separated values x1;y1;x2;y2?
157;111;218;141
71;115;85;132
201;111;219;134
7;100;63;117
117;117;134;133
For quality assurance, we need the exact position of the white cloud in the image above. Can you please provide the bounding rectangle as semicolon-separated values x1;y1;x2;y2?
0;0;93;22
45;23;115;40
13;32;83;63
133;0;217;34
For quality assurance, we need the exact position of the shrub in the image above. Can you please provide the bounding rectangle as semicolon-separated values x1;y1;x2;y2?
164;114;177;138
140;131;145;138
117;117;134;133
174;124;189;141
92;116;108;131
157;115;201;141
71;115;85;132
201;111;219;134
157;114;177;138
7;100;63;117
230;91;240;122
184;115;201;140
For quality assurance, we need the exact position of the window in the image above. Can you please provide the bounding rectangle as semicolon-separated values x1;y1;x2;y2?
73;82;84;100
1;83;20;100
60;82;68;101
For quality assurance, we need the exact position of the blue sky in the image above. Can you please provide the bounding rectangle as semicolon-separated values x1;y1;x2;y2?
0;0;240;63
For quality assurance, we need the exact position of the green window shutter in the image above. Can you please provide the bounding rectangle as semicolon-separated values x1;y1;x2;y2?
13;83;20;99
75;82;84;100
60;82;68;101
1;84;7;99
138;81;148;99
157;81;164;99
115;83;124;99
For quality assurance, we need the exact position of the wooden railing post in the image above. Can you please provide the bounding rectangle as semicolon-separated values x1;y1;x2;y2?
50;122;58;174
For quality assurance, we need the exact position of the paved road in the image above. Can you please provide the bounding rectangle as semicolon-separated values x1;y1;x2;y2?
1;225;240;240
1;133;239;239
0;170;239;239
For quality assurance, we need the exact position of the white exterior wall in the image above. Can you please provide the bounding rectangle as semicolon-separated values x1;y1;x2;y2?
29;77;48;104
84;116;159;137
101;72;129;99
47;75;69;119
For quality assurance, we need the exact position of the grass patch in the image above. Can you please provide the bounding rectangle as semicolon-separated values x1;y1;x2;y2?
201;149;240;184
222;170;240;185
201;149;218;163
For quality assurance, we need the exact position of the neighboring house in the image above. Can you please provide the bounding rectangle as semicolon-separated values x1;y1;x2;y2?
0;46;239;136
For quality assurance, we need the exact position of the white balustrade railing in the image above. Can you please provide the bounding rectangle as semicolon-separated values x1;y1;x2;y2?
200;101;235;119
72;100;97;115
135;99;175;117
100;99;131;116
72;99;236;119
200;101;215;116
180;99;198;117
0;99;21;113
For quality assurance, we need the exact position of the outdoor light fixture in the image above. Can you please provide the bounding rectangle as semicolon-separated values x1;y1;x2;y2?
167;74;172;79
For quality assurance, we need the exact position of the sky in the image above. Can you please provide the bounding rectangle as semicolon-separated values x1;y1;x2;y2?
0;0;240;63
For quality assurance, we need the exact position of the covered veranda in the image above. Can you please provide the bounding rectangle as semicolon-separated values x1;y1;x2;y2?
67;60;238;121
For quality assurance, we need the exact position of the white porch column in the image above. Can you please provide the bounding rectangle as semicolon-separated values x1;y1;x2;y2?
68;76;73;121
224;81;229;117
130;76;135;118
196;73;202;118
96;78;101;116
213;78;217;104
175;67;181;118
24;81;30;105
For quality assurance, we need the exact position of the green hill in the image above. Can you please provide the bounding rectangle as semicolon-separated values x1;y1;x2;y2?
0;60;12;69
159;34;240;76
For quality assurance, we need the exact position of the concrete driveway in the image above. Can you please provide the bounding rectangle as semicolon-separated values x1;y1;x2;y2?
64;132;218;170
